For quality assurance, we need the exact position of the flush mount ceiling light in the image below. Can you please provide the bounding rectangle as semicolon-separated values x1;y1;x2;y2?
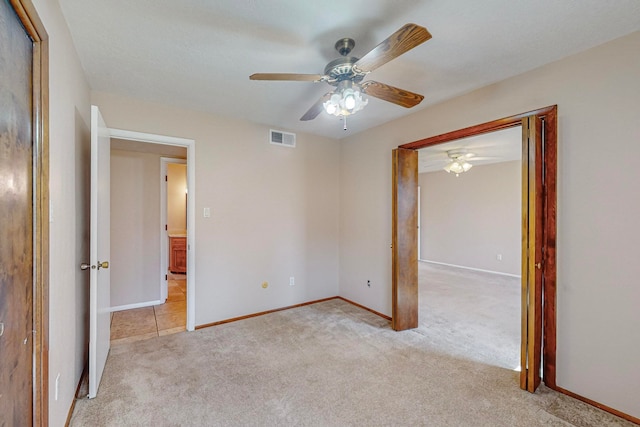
443;150;474;176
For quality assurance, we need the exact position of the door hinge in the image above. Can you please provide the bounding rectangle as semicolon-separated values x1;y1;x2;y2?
165;274;168;281
165;224;167;231
165;175;168;181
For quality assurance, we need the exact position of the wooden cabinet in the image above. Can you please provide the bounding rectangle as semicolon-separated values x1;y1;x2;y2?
169;236;187;273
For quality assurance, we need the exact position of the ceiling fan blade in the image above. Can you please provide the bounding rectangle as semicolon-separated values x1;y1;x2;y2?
354;23;432;73
362;81;424;108
300;93;331;121
250;73;324;82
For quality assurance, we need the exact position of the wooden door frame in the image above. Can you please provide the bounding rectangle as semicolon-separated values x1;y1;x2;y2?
395;105;557;388
9;0;50;424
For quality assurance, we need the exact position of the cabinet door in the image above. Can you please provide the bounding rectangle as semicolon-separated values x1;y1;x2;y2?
170;237;187;273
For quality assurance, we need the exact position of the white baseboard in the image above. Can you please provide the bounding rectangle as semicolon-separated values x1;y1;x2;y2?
110;299;164;312
419;259;521;278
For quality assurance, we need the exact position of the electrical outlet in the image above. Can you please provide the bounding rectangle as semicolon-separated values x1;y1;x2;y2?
289;277;295;286
497;254;503;261
203;207;211;218
367;280;371;287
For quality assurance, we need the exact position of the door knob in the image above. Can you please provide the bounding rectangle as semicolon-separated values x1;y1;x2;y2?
80;263;94;270
535;262;542;270
97;261;109;270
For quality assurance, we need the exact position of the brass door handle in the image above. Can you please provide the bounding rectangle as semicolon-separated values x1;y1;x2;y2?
81;261;109;270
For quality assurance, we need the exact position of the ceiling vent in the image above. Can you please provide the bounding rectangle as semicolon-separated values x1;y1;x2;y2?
270;129;296;148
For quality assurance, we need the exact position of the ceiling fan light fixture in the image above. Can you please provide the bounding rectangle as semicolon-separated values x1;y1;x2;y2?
343;89;357;110
444;159;472;176
323;81;368;117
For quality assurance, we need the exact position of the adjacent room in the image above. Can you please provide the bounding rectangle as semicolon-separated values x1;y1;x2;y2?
108;139;188;344
416;127;522;371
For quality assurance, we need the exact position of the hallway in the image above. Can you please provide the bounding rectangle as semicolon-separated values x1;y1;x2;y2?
110;274;186;345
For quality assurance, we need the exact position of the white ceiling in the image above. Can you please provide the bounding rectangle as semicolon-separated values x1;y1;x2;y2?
418;126;521;174
58;0;640;140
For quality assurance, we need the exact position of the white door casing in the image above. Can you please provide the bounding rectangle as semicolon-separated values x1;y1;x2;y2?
109;128;196;331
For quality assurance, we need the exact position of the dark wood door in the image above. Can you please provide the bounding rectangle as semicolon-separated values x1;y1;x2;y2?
0;0;35;423
520;115;544;392
391;148;418;331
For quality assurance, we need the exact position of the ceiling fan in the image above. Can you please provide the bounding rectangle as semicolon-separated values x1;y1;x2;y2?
443;151;475;176
249;23;432;127
420;149;499;176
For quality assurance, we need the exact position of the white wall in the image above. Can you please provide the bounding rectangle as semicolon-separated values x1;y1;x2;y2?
420;160;521;275
340;31;640;418
91;91;341;325
31;1;91;425
167;163;187;233
110;149;164;307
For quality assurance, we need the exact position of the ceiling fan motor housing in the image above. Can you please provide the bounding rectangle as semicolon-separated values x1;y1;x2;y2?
335;38;355;56
324;56;365;84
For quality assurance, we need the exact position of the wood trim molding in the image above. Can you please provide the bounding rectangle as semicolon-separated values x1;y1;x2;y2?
195;297;340;329
336;297;392;321
554;387;640;425
10;1;50;425
64;366;88;427
399;106;557;150
196;296;392;330
398;105;558;389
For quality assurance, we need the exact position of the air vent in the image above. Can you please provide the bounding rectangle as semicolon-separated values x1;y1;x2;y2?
270;129;296;148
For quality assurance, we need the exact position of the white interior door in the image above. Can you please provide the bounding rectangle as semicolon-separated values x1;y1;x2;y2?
89;105;111;398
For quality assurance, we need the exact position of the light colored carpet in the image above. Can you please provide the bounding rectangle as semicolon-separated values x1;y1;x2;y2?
417;261;521;370
69;265;633;426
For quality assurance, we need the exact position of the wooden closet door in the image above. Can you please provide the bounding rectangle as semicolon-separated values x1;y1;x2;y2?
0;0;35;423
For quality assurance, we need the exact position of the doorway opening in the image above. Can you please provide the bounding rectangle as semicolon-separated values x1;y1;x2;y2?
416;126;522;370
107;128;196;333
161;157;187;301
392;105;557;392
108;141;189;343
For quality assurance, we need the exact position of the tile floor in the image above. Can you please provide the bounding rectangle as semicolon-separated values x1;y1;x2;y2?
110;274;186;345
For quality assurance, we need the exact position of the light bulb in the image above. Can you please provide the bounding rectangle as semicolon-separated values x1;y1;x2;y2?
344;93;356;110
324;102;336;115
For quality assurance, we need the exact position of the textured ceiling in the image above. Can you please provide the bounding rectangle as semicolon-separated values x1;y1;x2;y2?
58;0;640;139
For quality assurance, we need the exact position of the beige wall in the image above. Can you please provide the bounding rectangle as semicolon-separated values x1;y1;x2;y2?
31;1;92;425
91;91;341;325
340;31;640;418
420;160;521;275
26;1;640;421
110;150;164;307
167;162;187;233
